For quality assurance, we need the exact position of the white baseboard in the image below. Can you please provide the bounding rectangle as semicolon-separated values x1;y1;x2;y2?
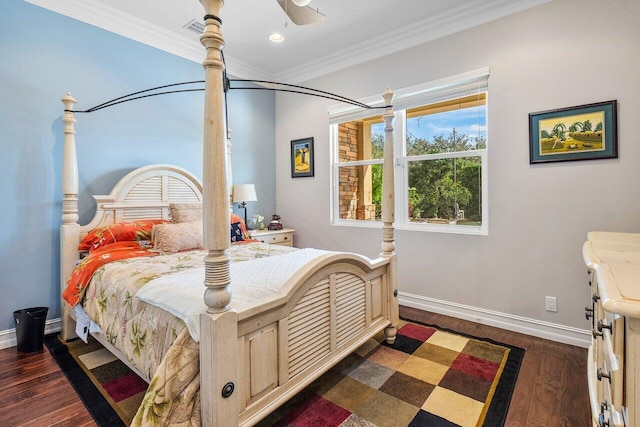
2;298;591;351
399;292;591;348
0;318;61;350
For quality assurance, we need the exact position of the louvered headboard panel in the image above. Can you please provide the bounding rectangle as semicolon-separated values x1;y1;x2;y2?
82;164;203;233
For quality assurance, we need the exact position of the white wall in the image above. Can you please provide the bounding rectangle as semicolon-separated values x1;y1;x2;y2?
274;0;640;345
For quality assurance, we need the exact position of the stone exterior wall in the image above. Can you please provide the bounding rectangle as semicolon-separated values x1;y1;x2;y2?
338;122;376;220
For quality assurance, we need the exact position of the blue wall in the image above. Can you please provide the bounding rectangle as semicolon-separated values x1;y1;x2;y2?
0;0;275;332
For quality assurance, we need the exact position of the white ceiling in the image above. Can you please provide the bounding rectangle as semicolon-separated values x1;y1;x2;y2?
27;0;549;83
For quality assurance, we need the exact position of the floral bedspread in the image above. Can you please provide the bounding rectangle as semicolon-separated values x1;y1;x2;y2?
75;242;296;425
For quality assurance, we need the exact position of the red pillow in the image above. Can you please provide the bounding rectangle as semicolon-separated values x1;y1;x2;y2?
78;219;168;252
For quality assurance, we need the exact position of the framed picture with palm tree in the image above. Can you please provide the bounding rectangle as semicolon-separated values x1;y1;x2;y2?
291;137;315;178
529;100;617;164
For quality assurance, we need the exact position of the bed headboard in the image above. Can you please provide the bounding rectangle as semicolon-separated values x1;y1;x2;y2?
59;163;202;339
80;164;203;236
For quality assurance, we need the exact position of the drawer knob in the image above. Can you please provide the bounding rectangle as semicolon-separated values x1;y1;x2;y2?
597;319;612;334
584;306;594;320
597;368;611;383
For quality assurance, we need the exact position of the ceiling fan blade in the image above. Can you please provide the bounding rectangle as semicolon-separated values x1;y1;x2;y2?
277;0;326;25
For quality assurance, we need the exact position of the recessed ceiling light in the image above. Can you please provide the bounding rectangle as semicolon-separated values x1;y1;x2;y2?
269;33;285;43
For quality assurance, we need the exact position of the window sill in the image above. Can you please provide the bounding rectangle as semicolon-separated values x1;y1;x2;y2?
331;220;488;236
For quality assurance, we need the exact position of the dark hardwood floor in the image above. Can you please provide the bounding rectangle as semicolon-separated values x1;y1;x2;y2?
0;341;95;426
0;307;590;426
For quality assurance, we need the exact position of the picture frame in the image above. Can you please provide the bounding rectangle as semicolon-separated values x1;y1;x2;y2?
529;100;617;164
291;137;315;178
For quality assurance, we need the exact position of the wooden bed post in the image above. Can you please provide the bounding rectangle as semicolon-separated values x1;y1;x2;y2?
199;1;240;426
60;93;80;341
200;0;231;313
380;88;399;344
380;88;395;258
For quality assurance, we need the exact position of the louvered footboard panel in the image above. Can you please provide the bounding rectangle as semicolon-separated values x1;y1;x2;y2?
335;273;366;347
287;272;370;378
288;279;331;377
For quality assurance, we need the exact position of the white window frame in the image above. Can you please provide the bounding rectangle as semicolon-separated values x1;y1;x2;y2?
329;68;489;235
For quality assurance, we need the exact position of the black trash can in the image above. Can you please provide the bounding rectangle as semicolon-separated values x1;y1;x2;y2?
13;307;49;352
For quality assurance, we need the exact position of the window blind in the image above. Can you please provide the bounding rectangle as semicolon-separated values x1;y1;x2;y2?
329;67;489;124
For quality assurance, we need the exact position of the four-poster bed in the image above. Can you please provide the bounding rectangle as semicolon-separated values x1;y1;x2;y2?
59;0;399;425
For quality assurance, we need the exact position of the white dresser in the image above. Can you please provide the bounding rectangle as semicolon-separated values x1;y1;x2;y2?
583;232;640;427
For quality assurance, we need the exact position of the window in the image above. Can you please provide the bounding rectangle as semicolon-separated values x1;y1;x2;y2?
330;69;489;234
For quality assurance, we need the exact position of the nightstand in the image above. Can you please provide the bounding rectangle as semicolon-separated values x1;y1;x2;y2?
249;228;295;247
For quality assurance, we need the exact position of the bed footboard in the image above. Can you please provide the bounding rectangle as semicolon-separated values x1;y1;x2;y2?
200;253;398;427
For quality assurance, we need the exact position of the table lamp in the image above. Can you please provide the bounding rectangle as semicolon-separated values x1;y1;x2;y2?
232;184;257;229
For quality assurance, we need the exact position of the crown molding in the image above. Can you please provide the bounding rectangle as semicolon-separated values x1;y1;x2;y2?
277;0;551;83
25;0;276;80
26;0;205;62
26;0;550;83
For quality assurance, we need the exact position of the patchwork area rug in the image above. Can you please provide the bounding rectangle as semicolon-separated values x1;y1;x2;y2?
45;334;145;427
46;318;524;427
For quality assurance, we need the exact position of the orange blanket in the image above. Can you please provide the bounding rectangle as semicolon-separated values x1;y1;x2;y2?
62;241;156;306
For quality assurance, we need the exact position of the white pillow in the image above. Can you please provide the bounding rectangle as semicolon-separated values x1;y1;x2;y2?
152;221;203;253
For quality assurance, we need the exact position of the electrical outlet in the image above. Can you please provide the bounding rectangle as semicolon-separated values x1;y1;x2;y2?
545;296;557;312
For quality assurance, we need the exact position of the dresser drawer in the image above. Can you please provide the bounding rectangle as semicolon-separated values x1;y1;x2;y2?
249;229;295;247
587;345;602;424
260;232;292;246
594;290;625;410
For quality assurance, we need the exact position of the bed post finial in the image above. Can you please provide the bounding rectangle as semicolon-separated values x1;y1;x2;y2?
61;92;79;225
380;87;395;258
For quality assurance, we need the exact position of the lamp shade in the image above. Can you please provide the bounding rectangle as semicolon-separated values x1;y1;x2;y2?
292;0;311;6
232;184;257;203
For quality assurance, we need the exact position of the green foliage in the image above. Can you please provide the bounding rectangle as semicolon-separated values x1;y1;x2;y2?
552;123;567;140
408;187;424;218
569;121;583;132
406;130;482;222
371;132;384;218
372;131;384;157
369;128;482;223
